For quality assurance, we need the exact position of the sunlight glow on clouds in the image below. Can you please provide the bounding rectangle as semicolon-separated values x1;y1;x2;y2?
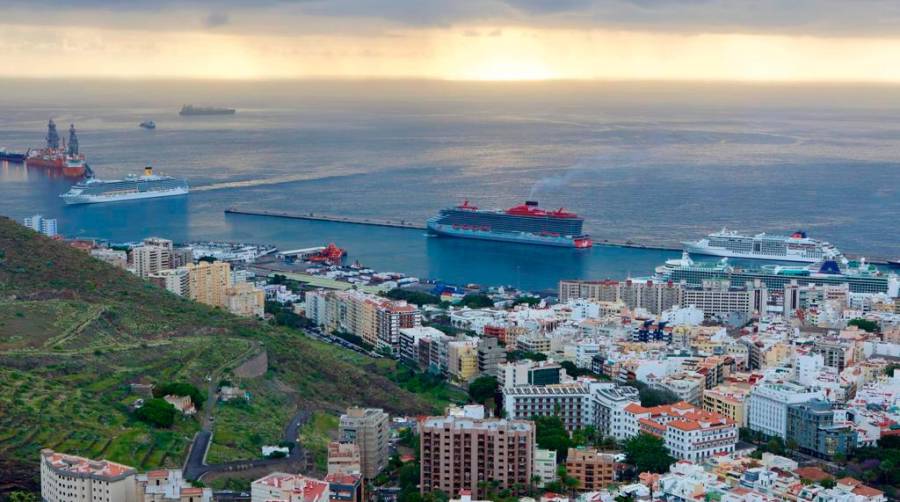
4;22;900;82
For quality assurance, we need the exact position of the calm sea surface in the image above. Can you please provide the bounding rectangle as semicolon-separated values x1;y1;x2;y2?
0;80;897;290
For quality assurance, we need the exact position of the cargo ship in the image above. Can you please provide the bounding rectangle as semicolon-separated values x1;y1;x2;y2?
60;166;189;205
682;228;841;263
179;105;236;116
25;120;87;177
427;200;592;248
0;148;26;162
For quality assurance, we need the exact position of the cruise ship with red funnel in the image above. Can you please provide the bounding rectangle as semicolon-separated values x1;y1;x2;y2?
427;200;592;248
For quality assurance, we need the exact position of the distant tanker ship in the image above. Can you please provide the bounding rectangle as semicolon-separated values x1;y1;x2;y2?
179;105;236;116
427;200;592;248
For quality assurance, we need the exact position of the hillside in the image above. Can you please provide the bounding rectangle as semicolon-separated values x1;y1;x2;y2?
0;217;439;492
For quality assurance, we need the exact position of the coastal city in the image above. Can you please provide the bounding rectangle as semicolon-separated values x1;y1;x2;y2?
3;2;900;502
12;207;900;502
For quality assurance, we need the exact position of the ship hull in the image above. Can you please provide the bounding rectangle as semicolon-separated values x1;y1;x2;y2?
26;158;66;169
62;186;189;205
682;242;820;263
0;153;26;162
428;221;591;248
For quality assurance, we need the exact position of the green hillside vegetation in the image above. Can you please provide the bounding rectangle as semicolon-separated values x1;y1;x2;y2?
0;218;438;492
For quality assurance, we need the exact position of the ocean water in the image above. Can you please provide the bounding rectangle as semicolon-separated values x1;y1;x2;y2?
0;80;897;290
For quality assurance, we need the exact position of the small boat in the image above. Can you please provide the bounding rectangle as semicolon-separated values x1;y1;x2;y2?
139;121;156;130
0;147;27;162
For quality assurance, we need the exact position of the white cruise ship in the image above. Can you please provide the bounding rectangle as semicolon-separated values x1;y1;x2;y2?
682;228;841;263
61;167;189;205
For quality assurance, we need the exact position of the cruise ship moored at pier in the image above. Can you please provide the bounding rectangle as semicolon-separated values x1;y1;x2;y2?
60;166;189;205
427;200;592;248
682;229;841;263
655;252;898;295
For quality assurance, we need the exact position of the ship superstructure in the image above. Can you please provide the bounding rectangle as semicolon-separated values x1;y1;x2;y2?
179;105;236;116
683;229;840;263
427;200;592;248
60;166;188;205
656;252;897;295
25;120;87;177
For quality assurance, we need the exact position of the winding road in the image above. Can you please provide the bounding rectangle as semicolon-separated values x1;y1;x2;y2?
182;340;313;480
183;408;311;480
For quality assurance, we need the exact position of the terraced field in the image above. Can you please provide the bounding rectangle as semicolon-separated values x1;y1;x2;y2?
0;217;440;493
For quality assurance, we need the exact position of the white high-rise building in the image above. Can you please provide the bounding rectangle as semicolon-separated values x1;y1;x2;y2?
24;214;58;237
41;449;138;502
747;380;824;438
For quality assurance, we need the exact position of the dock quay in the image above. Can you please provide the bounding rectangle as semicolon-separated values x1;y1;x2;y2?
225;208;427;230
224;207;689;252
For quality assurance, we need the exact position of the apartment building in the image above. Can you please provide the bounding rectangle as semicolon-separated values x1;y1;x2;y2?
398;326;449;372
503;382;592;432
682;279;768;320
327;442;362;476
624;402;737;462
592;384;641;441
251;473;330;502
558;279;683;315
305;290;421;352
419;413;534;499
40;450;212;502
339;407;389;479
747;381;825;438
225;282;265;318
447;339;479;383
702;385;750;427
41;449;139;502
132;244;172;278
24;214;58;237
325;473;364;502
90;248;128;269
565;447;617;491
148;268;190;296
476;336;507;378
786;399;857;460
185;261;232;308
533;448;557;487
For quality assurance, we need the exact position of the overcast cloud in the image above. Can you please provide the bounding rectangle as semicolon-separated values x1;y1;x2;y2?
5;0;900;37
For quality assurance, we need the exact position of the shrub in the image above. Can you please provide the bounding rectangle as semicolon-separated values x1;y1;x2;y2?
134;398;177;428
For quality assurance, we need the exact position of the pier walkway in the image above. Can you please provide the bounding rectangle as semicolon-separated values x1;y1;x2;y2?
225;208;427;230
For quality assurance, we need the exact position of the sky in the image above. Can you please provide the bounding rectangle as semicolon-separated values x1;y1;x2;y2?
4;0;900;81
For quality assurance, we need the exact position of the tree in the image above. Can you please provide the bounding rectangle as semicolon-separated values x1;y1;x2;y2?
623;433;675;474
820;478;836;489
385;288;441;306
766;437;785;456
534;415;572;461
624;380;679;407
560;361;591;378
507;350;547;362
460;294;494;309
559;466;581;497
848;318;879;333
878;459;895;483
468;375;499;405
134;398;177;427
8;492;38;502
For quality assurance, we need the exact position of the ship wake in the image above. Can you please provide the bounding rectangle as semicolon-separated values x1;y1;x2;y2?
191;169;367;192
